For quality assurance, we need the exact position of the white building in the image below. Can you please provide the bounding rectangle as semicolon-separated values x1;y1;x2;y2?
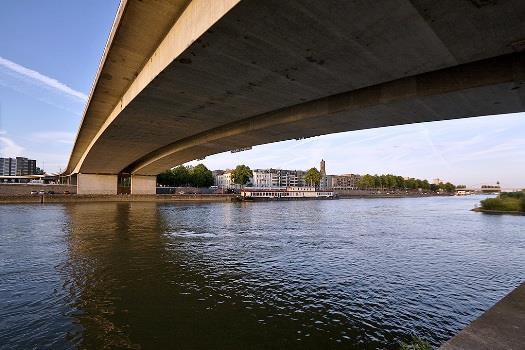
252;169;273;187
215;170;234;189
252;169;306;188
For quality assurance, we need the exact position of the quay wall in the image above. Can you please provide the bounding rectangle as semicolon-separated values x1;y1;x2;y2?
334;189;453;198
0;194;234;204
0;184;77;196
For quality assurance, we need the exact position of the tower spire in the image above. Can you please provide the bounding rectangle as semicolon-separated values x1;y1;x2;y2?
320;159;326;177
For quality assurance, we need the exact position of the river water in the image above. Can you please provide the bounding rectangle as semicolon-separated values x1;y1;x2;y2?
0;196;524;349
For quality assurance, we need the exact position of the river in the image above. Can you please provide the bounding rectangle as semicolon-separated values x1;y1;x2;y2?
0;196;523;349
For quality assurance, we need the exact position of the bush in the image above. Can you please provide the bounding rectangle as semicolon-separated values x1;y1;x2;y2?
400;337;432;350
501;191;524;200
480;197;521;212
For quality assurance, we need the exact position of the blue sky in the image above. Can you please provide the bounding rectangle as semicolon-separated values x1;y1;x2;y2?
0;2;523;188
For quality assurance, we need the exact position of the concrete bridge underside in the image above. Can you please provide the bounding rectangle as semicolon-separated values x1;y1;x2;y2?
66;0;525;194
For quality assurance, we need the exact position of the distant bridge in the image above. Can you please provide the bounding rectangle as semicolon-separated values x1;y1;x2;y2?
65;0;525;194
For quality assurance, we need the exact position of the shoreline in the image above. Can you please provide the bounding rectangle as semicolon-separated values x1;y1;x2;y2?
0;192;455;204
471;207;525;216
0;194;235;204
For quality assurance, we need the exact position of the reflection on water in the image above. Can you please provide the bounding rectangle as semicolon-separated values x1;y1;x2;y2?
0;197;524;349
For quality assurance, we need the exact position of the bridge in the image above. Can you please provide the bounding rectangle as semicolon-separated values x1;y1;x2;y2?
65;0;525;194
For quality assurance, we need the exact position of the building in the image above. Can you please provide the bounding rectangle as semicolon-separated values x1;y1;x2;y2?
211;169;224;183
252;168;306;188
318;159;359;190
432;178;443;185
321;173;361;190
0;158;14;175
215;169;234;189
252;169;272;187
481;185;501;194
0;157;37;176
333;174;360;189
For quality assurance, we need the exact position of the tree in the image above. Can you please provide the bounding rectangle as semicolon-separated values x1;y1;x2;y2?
362;174;375;189
396;176;405;189
34;167;45;175
231;165;253;186
304;167;321;187
190;164;214;187
172;165;190;186
157;170;175;186
443;182;455;193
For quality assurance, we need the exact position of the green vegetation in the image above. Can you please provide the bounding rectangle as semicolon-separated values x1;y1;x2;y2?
304;167;321;186
34;167;45;175
355;174;455;192
400;337;432;350
191;164;215;187
479;191;525;212
231;165;253;186
157;163;213;187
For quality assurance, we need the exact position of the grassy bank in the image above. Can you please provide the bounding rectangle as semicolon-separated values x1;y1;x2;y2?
478;191;525;213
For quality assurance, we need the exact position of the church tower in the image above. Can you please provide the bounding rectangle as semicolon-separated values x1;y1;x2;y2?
320;159;326;177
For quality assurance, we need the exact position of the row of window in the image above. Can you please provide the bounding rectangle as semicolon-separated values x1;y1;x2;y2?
245;192;333;197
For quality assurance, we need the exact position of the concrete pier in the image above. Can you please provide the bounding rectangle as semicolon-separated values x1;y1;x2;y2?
131;175;157;195
77;174;118;195
441;282;525;349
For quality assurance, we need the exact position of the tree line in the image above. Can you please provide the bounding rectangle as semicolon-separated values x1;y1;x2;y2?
157;164;214;187
158;163;455;193
355;174;455;192
157;164;254;188
303;169;455;192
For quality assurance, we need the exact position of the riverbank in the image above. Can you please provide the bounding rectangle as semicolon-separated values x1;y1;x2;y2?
336;192;454;199
471;208;525;216
0;183;77;196
0;192;456;204
0;194;234;204
441;282;525;349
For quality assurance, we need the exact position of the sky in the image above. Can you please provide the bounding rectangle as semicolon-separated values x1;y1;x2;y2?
0;1;523;188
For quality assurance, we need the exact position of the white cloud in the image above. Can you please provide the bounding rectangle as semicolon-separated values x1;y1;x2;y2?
31;131;76;145
0;56;87;101
0;130;24;157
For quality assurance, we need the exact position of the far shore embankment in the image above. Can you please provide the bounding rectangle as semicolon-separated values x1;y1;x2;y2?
0;184;456;204
0;194;235;204
0;192;455;204
334;189;454;199
471;207;525;216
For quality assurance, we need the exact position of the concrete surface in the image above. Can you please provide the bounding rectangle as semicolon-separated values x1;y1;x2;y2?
441;282;525;350
130;175;156;195
77;174;118;195
66;0;525;179
0;184;76;196
0;194;234;204
68;0;239;175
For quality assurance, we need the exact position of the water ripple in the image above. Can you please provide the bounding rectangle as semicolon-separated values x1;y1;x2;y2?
0;197;524;349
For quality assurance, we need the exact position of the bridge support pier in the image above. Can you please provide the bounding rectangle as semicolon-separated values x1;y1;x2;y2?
77;173;118;195
131;175;157;195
